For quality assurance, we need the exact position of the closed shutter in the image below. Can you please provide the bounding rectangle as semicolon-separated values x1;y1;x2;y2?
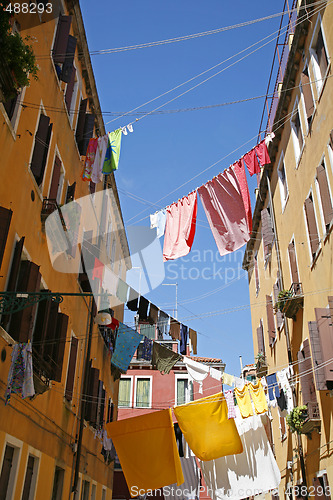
61;35;77;83
9;261;41;343
297;339;317;405
30;114;51;184
330;130;333;149
261;208;274;258
0;445;14;495
288;241;300;285
304;196;319;257
273;283;283;329
0;207;12;269
85;366;99;424
65;182;76;203
65;68;76;113
266;295;276;347
32;290;52;357
280;415;286;439
52;15;71;64
316;163;333;229
301;68;314;121
256;321;265;354
21;455;35;500
96;381;106;427
308;321;327;391
75;98;88;146
328;296;333;323
65;336;78;401
49;156;62;200
1;237;25;329
315;308;333;389
52;313;69;382
79;113;95;155
43;301;59;368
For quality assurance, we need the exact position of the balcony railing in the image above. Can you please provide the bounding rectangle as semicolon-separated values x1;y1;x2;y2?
301;402;321;435
41;198;67;231
282;283;304;319
32;349;52;395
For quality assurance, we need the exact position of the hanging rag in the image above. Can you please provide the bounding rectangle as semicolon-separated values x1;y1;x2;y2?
183;356;210;394
276;388;288;413
102;266;118;296
248;380;268;414
170;319;181;341
199;410;281;500
102;128;122;174
163;191;197;262
234;385;253;418
106;409;184;496
157;310;170;339
5;343;35;403
127;287;139;311
173;392;243;461
222;372;234;387
166;456;201;500
232;159;252;233
82;137;98;181
148;303;159;325
210;367;222;381
198;167;250;257
174;423;184;457
116;279;129;304
180;324;188;355
150;209;167;238
138;296;149;321
111;323;142;372
189;328;197;355
152;343;181;375
276;368;293;413
92;257;104;283
243;148;260;176
91;134;108;183
266;373;280;401
255;140;270;166
142;337;153;361
224;389;236;419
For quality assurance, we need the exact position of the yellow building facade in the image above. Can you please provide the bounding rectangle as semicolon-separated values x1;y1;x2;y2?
0;1;130;498
243;0;333;498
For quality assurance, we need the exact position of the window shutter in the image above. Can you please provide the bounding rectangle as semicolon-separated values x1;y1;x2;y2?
52;15;71;64
280;415;286;439
75;98;88;146
297;339;317;405
261;208;274;258
273;283;283;329
316;163;333;229
43;301;59;369
316;29;328;78
65;68;76;113
107;399;114;423
61;35;77;83
49;156;62;200
85;365;99;424
315;308;333;390
301;69;314;120
328;296;333;323
79;113;95;155
65;182;76;203
254;254;259;293
96;381;105;427
304;196;319;257
256;321;265;354
263;415;274;455
308;320;327;391
6;238;25;292
30;114;51;184
0;207;12;269
33;290;52;358
52;312;69;382
266;295;276;347
288;241;300;285
330;130;333;149
65;336;78;401
89;181;96;194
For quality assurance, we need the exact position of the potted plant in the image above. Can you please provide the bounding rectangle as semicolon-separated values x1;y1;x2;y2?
286;405;308;434
274;289;303;319
255;352;268;377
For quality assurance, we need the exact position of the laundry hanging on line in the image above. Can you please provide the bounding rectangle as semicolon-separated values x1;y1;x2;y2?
82;127;123;182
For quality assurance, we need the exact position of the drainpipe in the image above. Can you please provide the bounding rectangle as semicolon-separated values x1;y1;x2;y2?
265;170;307;489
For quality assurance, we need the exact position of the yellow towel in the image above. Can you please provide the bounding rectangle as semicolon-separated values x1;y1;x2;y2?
234;385;254;418
249;380;268;414
173;392;243;461
106;409;184;497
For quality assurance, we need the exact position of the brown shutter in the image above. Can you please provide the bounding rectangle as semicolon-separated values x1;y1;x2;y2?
261;208;274;258
6;238;25;292
65;68;76;113
288;241;300;285
85;366;99;424
298;339;317;405
43;301;59;367
328;296;333;323
266;295;276;347
280;415;286;438
75;98;88;146
32;290;52;357
65;182;76;203
52;15;71;64
0;207;12;269
304;196;319;257
96;381;105;427
273;283;283;329
30;114;51;183
79;113;95;155
65;336;78;401
61;35;77;83
21;455;35;500
52;313;69;382
257;321;265;354
315;308;333;389
316;163;333;229
308;321;327;391
9;261;41;343
49;156;62;200
301;69;314;120
254;254;259;293
330;130;333;149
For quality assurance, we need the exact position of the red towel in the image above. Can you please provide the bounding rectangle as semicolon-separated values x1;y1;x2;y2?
243;148;260;176
255;140;270;166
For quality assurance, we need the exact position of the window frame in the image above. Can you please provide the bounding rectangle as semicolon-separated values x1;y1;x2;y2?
303;189;321;263
118;376;133;408
290;97;305;168
20;450;40;500
0;436;23;500
309;15;330;99
175;374;194;406
134;375;152;409
277;152;289;212
315;156;333;237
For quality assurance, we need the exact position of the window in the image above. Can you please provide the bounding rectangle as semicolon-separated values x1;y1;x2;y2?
256;319;265;355
261;207;274;262
291;102;304;165
288;239;300;287
310;20;329;96
135;377;151;408
266;294;276;347
81;480;90;500
2;87;25;130
75;98;95;155
91;484;97;500
176;378;193;406
0;444;20;498
65;335;78;401
51;466;65;500
48;155;64;203
30;112;53;188
273;279;283;331
297;339;318;406
315;159;333;234
0;206;12;269
52;15;77;84
118;377;132;407
313;472;331;500
21;455;39;500
300;64;315;127
308;307;333;391
278;155;288;210
85;362;100;425
254;251;259;295
101;489;106;500
106;398;114;423
304;192;320;260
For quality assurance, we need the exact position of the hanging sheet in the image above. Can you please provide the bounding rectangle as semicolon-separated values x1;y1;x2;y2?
111;324;142;372
102;128;122;174
232;160;252;233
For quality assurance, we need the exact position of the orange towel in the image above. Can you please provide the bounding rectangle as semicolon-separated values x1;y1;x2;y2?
234;385;253;418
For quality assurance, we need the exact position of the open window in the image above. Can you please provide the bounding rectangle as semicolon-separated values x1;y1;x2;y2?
304;192;320;261
30;112;53;188
310;18;330;97
291;100;304;166
277;154;289;211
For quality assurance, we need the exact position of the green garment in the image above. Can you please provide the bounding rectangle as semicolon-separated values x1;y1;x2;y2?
152;343;181;375
102;128;122;174
116;278;128;303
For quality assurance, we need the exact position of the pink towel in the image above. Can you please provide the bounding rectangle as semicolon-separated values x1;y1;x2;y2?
243;148;260;176
163;191;197;261
255;141;270;167
198;168;250;256
232;160;252;233
225;390;236;419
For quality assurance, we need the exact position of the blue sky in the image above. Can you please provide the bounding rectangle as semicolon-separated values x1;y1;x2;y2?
80;0;285;377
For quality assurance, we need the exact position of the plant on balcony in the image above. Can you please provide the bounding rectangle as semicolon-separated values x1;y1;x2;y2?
286;405;308;434
255;352;268;377
0;5;39;101
274;289;303;319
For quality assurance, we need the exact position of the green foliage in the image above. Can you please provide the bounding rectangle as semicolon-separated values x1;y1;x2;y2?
286;405;308;434
274;289;293;313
